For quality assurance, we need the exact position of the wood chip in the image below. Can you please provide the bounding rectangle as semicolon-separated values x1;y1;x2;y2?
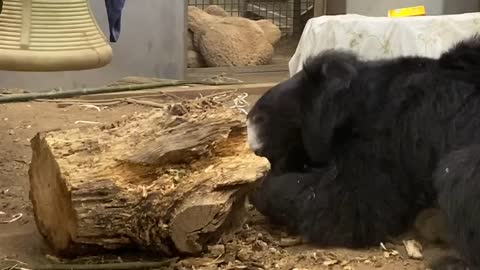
323;259;339;266
278;237;303;247
402;240;423;259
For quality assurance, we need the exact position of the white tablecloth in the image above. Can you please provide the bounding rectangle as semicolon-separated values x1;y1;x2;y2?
289;13;480;76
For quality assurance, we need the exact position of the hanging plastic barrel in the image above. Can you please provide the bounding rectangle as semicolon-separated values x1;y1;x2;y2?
0;0;113;71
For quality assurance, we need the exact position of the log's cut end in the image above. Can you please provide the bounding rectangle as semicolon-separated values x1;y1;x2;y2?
28;102;270;257
29;133;77;255
170;191;244;254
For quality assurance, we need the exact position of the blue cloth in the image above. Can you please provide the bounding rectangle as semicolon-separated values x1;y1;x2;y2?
105;0;126;43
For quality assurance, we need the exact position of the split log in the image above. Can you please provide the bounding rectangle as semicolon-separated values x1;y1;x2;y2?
28;97;270;257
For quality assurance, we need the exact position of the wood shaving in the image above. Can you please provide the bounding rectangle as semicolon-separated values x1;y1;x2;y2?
403;240;423;259
0;213;22;224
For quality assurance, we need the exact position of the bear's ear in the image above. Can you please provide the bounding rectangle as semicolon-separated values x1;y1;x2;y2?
300;51;358;164
303;50;358;88
321;57;357;88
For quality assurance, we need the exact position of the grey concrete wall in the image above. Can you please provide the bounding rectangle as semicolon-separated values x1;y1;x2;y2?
346;0;443;16
0;0;186;92
444;0;480;15
326;0;346;15
328;0;479;16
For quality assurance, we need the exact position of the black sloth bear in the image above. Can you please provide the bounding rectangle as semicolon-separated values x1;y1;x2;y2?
247;35;480;270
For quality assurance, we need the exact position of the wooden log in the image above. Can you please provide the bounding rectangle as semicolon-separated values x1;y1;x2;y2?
28;98;269;257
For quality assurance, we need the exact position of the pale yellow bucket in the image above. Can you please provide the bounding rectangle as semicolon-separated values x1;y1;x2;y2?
0;0;113;71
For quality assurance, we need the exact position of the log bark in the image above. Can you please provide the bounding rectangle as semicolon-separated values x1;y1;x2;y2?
28;100;269;257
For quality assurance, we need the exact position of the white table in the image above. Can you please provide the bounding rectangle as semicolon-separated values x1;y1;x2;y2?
289;13;480;76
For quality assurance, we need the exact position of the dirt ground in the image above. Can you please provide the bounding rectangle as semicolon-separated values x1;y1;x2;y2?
0;98;453;270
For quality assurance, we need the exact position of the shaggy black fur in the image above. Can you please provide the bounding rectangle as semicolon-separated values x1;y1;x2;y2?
247;35;480;270
433;145;480;270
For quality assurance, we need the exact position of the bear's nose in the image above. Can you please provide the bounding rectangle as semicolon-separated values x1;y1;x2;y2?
253;148;263;156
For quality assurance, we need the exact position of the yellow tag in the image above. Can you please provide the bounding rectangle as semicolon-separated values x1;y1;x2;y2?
388;6;426;17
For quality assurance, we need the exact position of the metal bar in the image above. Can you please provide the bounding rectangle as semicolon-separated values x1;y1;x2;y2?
292;0;301;35
187;0;314;36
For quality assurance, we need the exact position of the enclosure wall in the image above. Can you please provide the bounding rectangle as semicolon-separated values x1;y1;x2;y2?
0;0;186;92
345;0;479;16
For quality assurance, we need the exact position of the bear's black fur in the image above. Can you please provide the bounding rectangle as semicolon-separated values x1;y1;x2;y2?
433;145;480;269
247;35;480;270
